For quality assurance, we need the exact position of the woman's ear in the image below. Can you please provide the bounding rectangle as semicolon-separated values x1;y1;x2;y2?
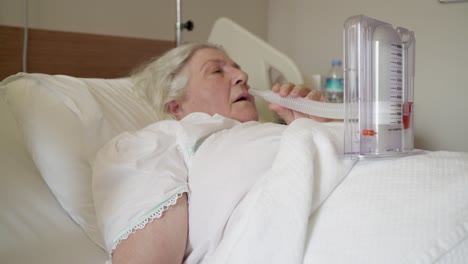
167;100;183;120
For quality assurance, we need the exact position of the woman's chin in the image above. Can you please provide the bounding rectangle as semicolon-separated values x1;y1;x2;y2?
231;110;258;123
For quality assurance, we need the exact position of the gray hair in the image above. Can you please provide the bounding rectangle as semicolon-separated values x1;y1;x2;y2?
131;42;224;120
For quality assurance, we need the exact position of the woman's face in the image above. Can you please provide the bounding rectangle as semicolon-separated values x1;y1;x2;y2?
170;48;258;122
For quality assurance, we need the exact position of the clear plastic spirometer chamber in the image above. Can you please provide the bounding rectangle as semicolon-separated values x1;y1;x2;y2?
343;15;418;158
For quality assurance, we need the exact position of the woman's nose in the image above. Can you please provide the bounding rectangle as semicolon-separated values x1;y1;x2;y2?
233;69;248;86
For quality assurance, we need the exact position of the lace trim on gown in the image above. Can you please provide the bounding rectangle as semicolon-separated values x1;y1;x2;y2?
110;187;189;253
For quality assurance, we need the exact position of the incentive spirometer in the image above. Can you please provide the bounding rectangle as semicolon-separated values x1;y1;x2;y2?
249;15;419;159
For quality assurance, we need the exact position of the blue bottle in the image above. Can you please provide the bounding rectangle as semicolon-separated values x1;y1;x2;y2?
325;60;343;103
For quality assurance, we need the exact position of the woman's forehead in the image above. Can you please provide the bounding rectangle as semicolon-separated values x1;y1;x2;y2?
190;48;236;68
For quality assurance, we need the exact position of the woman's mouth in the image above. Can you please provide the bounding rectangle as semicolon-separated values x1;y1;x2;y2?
233;92;252;103
234;96;248;103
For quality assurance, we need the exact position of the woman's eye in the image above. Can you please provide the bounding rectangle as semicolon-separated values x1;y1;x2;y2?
212;68;222;74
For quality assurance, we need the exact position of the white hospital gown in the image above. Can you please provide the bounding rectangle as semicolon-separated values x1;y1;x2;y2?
92;112;285;262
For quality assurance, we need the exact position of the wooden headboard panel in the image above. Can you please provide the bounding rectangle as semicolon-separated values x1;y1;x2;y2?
0;25;175;80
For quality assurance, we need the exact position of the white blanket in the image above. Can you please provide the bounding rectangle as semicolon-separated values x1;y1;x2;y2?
203;119;468;264
305;151;468;264
204;119;355;263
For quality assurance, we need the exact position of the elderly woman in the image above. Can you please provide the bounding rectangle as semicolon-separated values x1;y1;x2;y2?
92;42;326;264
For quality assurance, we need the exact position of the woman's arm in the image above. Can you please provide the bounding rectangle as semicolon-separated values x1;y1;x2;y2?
112;194;189;264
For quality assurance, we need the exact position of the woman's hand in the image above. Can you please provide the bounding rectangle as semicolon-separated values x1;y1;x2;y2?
268;83;330;124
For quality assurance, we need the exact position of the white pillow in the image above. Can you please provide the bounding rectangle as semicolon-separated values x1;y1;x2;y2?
0;73;158;249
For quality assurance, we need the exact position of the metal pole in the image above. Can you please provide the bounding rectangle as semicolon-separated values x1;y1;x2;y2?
23;0;29;72
176;0;181;46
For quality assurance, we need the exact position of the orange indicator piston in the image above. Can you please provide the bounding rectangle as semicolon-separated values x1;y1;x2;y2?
362;129;377;136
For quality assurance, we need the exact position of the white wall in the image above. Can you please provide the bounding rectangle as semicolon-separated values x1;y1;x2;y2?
268;0;468;152
0;0;268;42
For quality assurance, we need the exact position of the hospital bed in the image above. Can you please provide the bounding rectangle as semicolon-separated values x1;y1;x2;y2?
1;17;468;264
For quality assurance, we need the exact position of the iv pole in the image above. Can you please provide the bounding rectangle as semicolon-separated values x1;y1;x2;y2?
175;0;193;46
23;0;29;72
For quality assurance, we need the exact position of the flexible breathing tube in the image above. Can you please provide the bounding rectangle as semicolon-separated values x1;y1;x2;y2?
249;88;344;119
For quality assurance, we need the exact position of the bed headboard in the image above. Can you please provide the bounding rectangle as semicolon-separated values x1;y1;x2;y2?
0;25;175;80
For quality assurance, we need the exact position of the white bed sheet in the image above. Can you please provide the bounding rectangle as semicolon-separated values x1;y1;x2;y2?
0;97;107;264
